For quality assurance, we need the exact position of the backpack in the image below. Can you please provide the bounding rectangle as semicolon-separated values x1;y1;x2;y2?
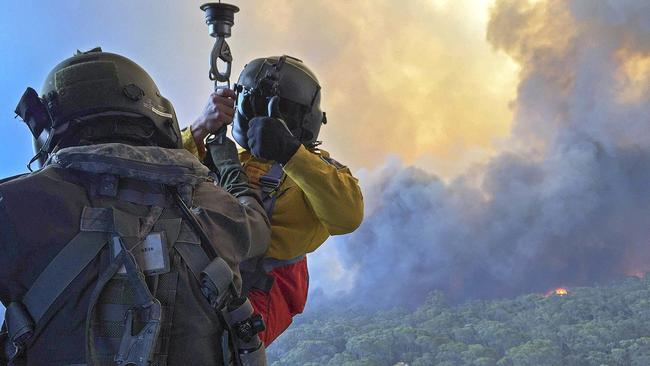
1;144;267;366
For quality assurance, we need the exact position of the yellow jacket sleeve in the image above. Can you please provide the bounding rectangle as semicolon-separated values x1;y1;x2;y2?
180;127;205;160
282;145;364;235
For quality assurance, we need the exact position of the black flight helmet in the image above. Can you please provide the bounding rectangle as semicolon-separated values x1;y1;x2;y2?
16;48;182;168
232;56;326;150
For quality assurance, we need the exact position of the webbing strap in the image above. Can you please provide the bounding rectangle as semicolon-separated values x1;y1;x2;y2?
174;243;210;283
239;163;285;297
85;251;127;365
240;255;306;295
23;231;108;324
259;163;284;217
262;255;306;272
169;188;219;261
240;259;274;295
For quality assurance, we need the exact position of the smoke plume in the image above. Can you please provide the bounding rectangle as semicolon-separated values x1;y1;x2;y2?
309;0;650;309
232;0;519;176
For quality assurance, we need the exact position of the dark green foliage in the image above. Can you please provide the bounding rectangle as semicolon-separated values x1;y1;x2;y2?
268;276;650;365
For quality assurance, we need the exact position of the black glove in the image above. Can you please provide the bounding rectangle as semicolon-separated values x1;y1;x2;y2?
247;117;301;164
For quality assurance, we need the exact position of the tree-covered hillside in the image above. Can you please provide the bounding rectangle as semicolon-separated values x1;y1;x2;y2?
267;276;650;366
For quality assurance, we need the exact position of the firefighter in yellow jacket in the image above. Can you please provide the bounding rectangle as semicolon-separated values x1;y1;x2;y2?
182;55;364;345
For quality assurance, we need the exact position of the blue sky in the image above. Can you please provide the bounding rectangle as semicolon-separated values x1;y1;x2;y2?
0;1;225;177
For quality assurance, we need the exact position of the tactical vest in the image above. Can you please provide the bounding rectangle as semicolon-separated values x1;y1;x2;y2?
0;144;267;366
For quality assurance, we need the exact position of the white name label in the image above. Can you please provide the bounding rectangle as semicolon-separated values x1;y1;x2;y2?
112;232;170;276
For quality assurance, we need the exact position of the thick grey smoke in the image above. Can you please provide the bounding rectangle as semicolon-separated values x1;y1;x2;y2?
308;0;650;308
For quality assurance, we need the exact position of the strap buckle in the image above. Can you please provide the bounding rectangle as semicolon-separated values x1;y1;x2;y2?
259;162;285;198
223;297;267;366
233;314;265;343
115;301;162;366
201;257;235;310
258;175;282;194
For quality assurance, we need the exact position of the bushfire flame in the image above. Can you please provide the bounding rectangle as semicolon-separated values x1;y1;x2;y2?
545;288;569;297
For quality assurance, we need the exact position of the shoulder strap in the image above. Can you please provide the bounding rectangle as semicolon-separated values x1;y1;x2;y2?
22;231;108;324
3;231;108;361
259;162;285;218
169;187;220;261
239;163;286;296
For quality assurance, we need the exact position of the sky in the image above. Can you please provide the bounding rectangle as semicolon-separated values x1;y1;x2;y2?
0;0;518;178
1;0;649;318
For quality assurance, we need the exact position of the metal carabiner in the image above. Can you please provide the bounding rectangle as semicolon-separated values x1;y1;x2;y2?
209;36;233;88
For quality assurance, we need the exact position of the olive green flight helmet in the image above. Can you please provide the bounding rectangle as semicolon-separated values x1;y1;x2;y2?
18;47;182;168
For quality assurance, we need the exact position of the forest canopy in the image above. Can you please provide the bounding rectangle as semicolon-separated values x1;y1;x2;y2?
268;276;650;366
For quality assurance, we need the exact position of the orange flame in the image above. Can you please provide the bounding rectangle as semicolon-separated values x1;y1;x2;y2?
554;288;568;296
545;287;569;297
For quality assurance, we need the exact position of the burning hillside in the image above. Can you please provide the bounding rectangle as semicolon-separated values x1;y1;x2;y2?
309;0;650;309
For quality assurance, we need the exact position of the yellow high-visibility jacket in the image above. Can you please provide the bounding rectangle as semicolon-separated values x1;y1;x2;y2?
181;128;364;259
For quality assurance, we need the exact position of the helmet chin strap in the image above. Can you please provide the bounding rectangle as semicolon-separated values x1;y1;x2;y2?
27;150;47;172
27;132;54;172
